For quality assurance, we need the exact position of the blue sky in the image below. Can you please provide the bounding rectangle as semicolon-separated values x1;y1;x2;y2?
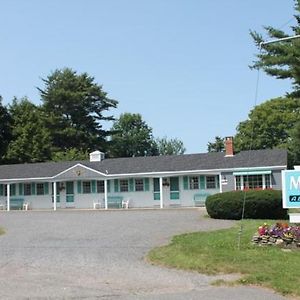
0;0;295;153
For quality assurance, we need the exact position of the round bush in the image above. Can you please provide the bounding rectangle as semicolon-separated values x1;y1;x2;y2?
205;190;288;220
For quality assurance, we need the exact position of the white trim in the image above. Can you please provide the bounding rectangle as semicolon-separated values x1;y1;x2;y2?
7;184;10;212
53;163;107;179
53;182;57;211
159;177;163;209
0;165;287;183
104;180;108;210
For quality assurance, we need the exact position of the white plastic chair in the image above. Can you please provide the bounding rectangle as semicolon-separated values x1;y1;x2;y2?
23;202;29;211
122;199;130;209
93;201;101;209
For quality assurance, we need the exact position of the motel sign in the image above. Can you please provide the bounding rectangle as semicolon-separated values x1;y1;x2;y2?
282;170;300;209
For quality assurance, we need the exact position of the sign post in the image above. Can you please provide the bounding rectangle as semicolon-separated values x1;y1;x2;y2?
282;170;300;223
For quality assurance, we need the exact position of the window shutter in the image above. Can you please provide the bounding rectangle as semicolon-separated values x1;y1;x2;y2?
19;183;23;196
114;179;119;192
183;176;188;190
11;184;16;196
129;179;134;192
0;184;3;196
216;176;220;189
144;178;149;191
77;181;82;194
44;182;49;194
107;180;111;193
200;176;205;189
91;180;96;193
31;183;36;195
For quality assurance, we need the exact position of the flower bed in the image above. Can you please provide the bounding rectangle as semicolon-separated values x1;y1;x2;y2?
252;222;300;248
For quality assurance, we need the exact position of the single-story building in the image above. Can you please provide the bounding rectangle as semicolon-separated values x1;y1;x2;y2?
0;137;287;210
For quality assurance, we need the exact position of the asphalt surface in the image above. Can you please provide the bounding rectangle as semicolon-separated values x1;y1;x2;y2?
0;209;288;300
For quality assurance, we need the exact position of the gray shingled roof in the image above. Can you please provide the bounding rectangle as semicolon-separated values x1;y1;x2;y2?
0;149;287;180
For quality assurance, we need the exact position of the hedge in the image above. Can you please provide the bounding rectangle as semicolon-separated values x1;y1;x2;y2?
205;190;288;220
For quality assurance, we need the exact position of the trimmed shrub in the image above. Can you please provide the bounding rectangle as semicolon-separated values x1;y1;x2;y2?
205;190;288;220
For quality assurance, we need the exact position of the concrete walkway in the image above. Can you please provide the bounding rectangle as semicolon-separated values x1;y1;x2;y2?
0;209;288;299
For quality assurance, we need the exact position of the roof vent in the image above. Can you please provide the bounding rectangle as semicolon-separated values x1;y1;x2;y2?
90;150;105;162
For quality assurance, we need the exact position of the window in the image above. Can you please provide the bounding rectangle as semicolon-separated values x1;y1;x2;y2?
97;180;104;193
135;179;144;191
235;176;242;190
120;179;129;192
206;176;216;189
24;183;32;196
244;175;262;190
265;174;271;189
235;174;272;190
82;181;91;193
189;177;199;189
36;183;44;195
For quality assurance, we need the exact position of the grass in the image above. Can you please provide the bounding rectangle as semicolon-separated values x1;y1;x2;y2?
0;227;5;235
148;220;300;297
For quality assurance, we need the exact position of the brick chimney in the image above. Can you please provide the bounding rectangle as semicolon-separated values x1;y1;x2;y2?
225;137;234;157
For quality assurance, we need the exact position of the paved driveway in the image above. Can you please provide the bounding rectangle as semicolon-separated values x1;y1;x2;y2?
0;209;287;299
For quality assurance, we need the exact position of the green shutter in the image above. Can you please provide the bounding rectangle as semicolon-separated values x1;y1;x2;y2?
153;178;160;192
183;176;188;190
200;176;205;189
91;180;96;193
170;177;179;191
11;184;16;196
77;181;82;194
0;184;3;196
107;180;111;193
44;182;49;194
114;179;119;192
19;183;23;195
129;178;134;192
216;175;220;189
144;178;149;191
31;183;36;195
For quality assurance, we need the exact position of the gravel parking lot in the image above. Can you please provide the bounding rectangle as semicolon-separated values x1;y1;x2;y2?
0;209;287;299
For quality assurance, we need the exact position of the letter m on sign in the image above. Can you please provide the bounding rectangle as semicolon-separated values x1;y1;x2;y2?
290;176;300;190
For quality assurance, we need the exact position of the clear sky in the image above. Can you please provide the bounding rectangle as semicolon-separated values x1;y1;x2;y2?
0;0;296;153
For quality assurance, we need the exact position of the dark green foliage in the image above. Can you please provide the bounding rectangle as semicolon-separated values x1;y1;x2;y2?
0;96;12;162
5;98;52;163
288;120;300;166
39;68;118;153
250;0;300;97
205;190;288;220
155;136;186;155
207;136;225;152
234;97;300;152
109;113;158;157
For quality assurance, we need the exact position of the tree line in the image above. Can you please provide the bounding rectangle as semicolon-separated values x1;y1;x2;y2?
208;0;300;167
0;68;185;164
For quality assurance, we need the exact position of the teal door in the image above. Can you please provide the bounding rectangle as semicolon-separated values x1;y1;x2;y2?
66;181;74;204
170;177;180;200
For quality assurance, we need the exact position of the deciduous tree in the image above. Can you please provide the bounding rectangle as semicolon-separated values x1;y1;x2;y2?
109;113;158;157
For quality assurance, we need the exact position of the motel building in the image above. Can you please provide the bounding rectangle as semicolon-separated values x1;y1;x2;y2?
0;137;287;211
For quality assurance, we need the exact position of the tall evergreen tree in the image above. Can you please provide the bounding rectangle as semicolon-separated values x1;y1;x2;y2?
38;68;118;153
250;0;300;97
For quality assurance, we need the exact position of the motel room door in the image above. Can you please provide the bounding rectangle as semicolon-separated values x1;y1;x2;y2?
65;181;75;208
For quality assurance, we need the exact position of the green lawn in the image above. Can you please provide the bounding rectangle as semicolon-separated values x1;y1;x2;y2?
0;227;5;235
148;220;300;297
